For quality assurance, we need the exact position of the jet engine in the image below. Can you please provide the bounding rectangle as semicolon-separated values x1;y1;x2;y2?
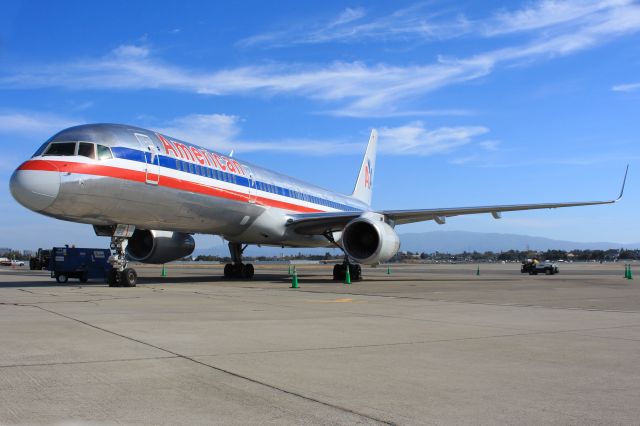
341;215;400;265
126;230;195;264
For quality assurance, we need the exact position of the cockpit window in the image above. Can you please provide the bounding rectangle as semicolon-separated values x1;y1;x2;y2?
78;142;95;159
97;144;113;160
43;142;77;156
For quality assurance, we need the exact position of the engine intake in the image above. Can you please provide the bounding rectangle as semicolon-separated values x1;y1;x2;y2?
342;215;400;264
126;230;195;264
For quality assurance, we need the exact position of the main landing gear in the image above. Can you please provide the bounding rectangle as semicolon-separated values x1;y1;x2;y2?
223;242;255;279
323;232;362;282
332;260;362;281
107;236;137;287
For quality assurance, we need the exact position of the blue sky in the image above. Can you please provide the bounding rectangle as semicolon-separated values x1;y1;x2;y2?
1;0;639;251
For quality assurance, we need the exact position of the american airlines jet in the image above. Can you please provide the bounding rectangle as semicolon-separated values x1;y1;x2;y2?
9;124;627;287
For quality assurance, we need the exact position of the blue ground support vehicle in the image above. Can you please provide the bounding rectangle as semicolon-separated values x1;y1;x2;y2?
49;246;112;283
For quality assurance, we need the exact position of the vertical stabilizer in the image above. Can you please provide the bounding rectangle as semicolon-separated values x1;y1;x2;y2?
351;129;377;206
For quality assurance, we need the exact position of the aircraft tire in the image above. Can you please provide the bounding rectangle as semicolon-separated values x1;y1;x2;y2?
108;269;121;287
242;263;254;279
350;264;362;281
121;268;137;287
333;264;345;281
223;263;233;279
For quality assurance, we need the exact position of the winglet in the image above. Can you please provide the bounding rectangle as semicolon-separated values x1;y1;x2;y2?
351;129;378;206
616;164;629;201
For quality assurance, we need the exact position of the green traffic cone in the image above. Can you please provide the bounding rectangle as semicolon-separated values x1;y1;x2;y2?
288;264;292;275
628;265;633;280
291;267;299;288
387;265;391;275
345;265;351;284
625;264;629;279
476;265;480;276
161;264;167;277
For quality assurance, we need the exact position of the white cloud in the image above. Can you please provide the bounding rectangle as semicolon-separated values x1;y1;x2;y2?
0;111;79;137
156;114;489;157
328;7;366;28
483;0;632;36
612;82;640;91
239;1;635;48
112;44;150;58
1;2;639;117
479;140;500;151
156;113;356;155
378;121;489;155
238;4;471;47
158;113;241;151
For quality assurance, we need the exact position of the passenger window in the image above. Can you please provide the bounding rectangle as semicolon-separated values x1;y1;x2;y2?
78;142;95;159
97;145;113;160
44;142;76;156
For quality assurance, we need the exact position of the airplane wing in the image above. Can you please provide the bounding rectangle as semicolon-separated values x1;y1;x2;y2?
286;211;362;235
383;199;621;225
288;165;628;235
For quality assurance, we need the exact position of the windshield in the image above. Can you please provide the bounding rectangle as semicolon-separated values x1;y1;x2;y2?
78;142;95;159
43;142;77;156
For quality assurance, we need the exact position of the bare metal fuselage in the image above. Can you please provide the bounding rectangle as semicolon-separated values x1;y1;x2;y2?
12;124;368;248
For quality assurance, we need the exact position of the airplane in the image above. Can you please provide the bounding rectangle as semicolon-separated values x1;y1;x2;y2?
9;123;628;287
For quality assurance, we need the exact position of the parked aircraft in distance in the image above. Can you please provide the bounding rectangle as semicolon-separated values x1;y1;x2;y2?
9;124;628;286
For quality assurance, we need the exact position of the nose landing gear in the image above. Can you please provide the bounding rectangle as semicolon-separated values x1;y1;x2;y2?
107;235;137;287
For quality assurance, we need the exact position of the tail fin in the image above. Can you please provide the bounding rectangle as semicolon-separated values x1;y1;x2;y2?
351;129;377;206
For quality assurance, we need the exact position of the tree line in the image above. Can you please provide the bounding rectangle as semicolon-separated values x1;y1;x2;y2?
394;249;640;262
193;249;640;263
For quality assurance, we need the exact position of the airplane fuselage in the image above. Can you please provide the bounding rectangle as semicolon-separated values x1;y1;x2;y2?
11;124;368;248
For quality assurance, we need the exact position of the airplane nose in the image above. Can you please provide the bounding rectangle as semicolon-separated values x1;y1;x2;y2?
9;163;61;212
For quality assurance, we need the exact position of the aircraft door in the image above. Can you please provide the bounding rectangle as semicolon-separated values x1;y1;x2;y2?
245;166;257;203
135;133;160;185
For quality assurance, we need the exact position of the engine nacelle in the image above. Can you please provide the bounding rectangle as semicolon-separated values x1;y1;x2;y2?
341;215;400;265
126;230;195;264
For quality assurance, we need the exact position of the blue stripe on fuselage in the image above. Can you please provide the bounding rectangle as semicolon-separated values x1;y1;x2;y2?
110;146;362;212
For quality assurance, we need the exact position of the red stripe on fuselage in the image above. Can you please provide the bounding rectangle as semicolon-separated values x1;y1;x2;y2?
18;159;324;213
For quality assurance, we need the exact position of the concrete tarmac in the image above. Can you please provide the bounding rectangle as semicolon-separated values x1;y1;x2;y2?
1;262;639;425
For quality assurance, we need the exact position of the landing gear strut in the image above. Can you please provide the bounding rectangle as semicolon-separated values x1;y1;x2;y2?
323;232;362;282
223;242;254;279
107;236;137;287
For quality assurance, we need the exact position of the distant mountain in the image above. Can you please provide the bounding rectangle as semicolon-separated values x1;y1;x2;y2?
398;230;640;253
194;230;639;257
